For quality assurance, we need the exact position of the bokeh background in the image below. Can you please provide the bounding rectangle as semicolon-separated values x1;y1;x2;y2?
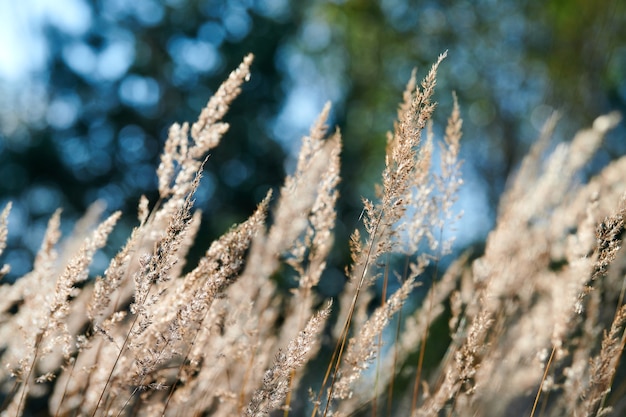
0;0;625;283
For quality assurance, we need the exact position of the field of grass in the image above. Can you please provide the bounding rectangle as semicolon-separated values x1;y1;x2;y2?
0;53;625;417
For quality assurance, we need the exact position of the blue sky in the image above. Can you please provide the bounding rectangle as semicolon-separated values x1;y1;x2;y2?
0;0;93;82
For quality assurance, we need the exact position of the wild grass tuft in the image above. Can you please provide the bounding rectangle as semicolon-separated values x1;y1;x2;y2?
0;53;625;417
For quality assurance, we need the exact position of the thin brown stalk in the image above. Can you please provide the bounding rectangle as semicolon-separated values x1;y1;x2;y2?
371;257;391;417
530;345;556;417
320;210;384;417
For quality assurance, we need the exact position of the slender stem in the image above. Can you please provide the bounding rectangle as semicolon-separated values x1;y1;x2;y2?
322;214;383;417
372;256;390;417
530;345;556;417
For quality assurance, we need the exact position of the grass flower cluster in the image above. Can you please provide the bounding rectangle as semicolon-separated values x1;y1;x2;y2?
0;53;625;417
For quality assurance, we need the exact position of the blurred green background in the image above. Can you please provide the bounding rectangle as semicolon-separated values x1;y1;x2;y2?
0;0;624;282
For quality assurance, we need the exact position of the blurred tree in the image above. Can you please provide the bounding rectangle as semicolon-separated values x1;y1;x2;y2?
0;0;301;277
280;0;626;250
0;0;624;280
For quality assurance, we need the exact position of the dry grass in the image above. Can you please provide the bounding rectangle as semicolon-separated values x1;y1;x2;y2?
1;53;625;417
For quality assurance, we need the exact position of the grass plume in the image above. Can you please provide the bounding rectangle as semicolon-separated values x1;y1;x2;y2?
0;53;625;417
